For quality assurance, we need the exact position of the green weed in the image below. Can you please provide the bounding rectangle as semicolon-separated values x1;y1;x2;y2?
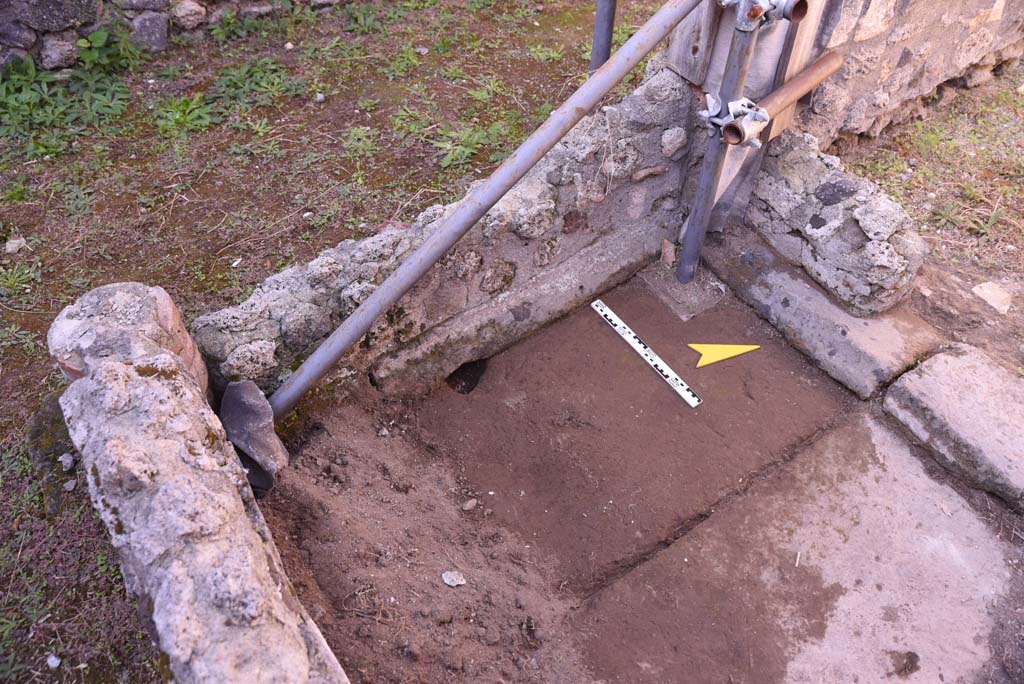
430;124;493;168
440;64;469;82
212;58;305;111
0;323;39;355
969;209;1003;236
389;104;433;141
357;96;379;112
342;126;380;158
209;10;259;42
466;75;503;103
77;26;144;74
0;259;41;300
379;44;421;81
930;203;962;229
527;44;564;63
1;178;30;204
0;56;131;159
52;179;94;222
912;120;944;153
344;3;383;34
153;93;215;136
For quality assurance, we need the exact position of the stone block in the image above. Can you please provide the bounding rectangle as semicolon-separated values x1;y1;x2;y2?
115;0;169;10
703;227;943;399
745;131;924;315
39;30;78;70
884;345;1024;510
48;283;351;683
48;282;209;395
131;10;168;51
21;0;98;32
0;19;36;49
170;0;206;29
194;65;698;397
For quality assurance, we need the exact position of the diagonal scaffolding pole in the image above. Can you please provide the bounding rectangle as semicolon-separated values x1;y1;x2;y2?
267;0;705;419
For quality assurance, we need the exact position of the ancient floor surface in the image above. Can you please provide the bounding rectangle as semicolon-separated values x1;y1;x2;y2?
409;266;1019;683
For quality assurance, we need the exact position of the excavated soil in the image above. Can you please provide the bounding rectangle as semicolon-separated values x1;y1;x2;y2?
262;277;862;683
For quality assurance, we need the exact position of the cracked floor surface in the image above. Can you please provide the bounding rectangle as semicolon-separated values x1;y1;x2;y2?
270;263;1023;683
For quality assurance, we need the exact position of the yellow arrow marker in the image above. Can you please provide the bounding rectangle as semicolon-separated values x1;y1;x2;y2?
688;344;761;368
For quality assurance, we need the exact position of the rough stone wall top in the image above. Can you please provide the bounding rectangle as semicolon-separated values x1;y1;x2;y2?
745;130;925;315
48;282;350;684
193;62;698;395
48;282;209;394
805;0;1024;144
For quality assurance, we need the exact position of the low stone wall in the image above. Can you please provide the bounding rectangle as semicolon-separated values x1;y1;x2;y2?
0;0;339;67
193;60;699;397
47;283;350;684
192;59;928;402
745;130;925;315
805;0;1024;144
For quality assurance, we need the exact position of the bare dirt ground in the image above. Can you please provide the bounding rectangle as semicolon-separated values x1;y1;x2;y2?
275;269;1024;683
2;3;1024;683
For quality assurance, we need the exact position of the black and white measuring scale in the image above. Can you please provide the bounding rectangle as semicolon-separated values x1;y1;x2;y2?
590;299;703;409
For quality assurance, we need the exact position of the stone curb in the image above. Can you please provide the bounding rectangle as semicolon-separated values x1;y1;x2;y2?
48;283;350;684
883;345;1024;511
703;226;943;399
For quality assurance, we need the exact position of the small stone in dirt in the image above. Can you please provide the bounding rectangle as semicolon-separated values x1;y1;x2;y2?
4;236;27;254
442;570;466;587
399;640;421;661
378;427;390;437
314;92;326;103
443;651;465;671
483;508;493;517
461;498;478;511
61;479;76;492
972;281;1013;315
46;653;60;669
431;607;453;624
58;452;75;472
327;463;344;482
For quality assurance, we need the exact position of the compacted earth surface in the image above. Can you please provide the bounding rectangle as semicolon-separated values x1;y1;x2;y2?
271;265;1024;684
3;3;1024;683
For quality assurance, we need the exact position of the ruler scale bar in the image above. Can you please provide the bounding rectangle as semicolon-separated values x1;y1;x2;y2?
591;299;703;409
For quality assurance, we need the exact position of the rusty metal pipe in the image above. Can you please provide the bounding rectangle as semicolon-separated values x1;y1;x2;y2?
723;50;843;145
759;49;842;117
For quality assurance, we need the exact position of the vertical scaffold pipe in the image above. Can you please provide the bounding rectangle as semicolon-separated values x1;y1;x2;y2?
590;0;619;73
675;20;762;284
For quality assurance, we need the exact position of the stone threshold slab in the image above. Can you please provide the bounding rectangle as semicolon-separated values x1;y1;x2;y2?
573;412;1013;683
884;344;1024;511
702;227;944;399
